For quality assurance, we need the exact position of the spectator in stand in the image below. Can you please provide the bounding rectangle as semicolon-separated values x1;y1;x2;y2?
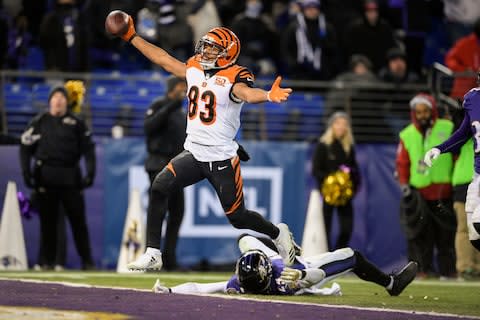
443;0;480;46
324;54;386;142
321;0;362;58
342;0;396;72
332;54;377;83
378;47;420;85
273;0;301;33
230;0;279;76
396;93;456;279
0;3;9;68
281;0;338;80
324;54;377;117
6;12;31;69
137;0;193;62
39;0;90;71
444;18;480;100
22;0;47;40
187;0;221;44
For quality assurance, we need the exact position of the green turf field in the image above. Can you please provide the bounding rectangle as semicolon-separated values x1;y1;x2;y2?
1;271;479;318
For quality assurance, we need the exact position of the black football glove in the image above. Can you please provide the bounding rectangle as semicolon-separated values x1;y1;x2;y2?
237;144;250;162
82;175;94;188
23;173;35;189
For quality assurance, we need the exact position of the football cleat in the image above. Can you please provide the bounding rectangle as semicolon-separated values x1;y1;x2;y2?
293;238;303;257
127;250;163;271
273;223;296;266
474;222;480;235
387;261;418;296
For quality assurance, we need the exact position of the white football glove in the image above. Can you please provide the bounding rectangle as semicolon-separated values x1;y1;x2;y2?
280;267;303;284
152;279;171;294
423;147;441;167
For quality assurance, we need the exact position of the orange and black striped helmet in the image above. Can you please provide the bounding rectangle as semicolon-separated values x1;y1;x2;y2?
194;27;240;70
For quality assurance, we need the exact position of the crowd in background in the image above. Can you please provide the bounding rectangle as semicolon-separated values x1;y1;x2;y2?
2;0;480;279
0;0;478;84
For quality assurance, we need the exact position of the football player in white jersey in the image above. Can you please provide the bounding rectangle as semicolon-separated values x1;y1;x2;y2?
107;13;297;270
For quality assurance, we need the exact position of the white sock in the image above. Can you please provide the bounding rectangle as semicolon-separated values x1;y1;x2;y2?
146;247;162;255
386;276;394;290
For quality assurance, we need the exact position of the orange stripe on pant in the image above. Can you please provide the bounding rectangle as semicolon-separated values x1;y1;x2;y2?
227;156;243;214
166;162;176;177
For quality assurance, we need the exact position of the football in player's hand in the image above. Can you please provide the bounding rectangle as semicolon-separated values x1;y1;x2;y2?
105;10;129;37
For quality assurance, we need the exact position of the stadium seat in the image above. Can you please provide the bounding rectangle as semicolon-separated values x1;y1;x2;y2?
88;85;120;110
90;70;129;87
32;83;52;108
119;86;158;111
3;83;33;111
264;102;289;140
24;46;45;71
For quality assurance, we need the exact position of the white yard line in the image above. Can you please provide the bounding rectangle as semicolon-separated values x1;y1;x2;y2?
0;272;227;281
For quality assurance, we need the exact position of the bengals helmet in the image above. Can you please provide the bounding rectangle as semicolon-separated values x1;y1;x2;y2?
194;27;240;70
236;250;273;294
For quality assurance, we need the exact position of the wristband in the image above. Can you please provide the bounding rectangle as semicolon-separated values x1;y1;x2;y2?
128;33;137;43
266;90;272;102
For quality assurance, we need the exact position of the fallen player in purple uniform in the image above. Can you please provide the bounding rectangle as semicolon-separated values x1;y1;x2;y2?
153;234;417;296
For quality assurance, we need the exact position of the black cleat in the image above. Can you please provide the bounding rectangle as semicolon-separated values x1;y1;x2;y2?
387;261;418;296
473;222;480;234
293;240;302;257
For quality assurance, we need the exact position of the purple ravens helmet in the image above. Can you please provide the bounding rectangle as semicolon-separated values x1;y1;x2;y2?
236;250;273;294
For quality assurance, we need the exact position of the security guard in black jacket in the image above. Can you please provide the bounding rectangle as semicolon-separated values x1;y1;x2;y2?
20;86;95;270
144;76;187;270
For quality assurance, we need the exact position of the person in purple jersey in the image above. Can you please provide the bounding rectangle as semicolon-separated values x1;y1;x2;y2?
152;234;418;296
424;74;480;252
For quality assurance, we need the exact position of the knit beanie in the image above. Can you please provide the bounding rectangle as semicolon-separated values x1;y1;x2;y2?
327;111;350;127
166;76;185;93
409;93;433;109
48;86;68;103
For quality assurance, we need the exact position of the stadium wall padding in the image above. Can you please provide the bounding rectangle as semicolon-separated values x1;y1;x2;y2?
0;140;406;270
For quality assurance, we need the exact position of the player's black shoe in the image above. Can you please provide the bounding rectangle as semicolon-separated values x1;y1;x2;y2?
293;239;302;257
387;261;418;296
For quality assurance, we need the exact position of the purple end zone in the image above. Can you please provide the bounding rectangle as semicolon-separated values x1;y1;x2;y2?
0;280;473;320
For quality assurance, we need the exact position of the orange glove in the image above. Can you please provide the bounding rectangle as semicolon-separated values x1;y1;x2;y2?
121;15;137;42
267;76;292;103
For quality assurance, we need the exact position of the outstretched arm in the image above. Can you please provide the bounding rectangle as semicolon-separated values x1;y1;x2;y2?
232;76;292;104
436;113;472;153
111;14;186;78
153;279;228;294
130;36;186;78
424;114;472;167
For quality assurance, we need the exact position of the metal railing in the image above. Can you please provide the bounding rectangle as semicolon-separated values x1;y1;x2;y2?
2;69;459;143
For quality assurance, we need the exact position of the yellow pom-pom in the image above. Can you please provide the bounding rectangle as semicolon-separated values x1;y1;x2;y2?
320;170;354;206
64;80;86;113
